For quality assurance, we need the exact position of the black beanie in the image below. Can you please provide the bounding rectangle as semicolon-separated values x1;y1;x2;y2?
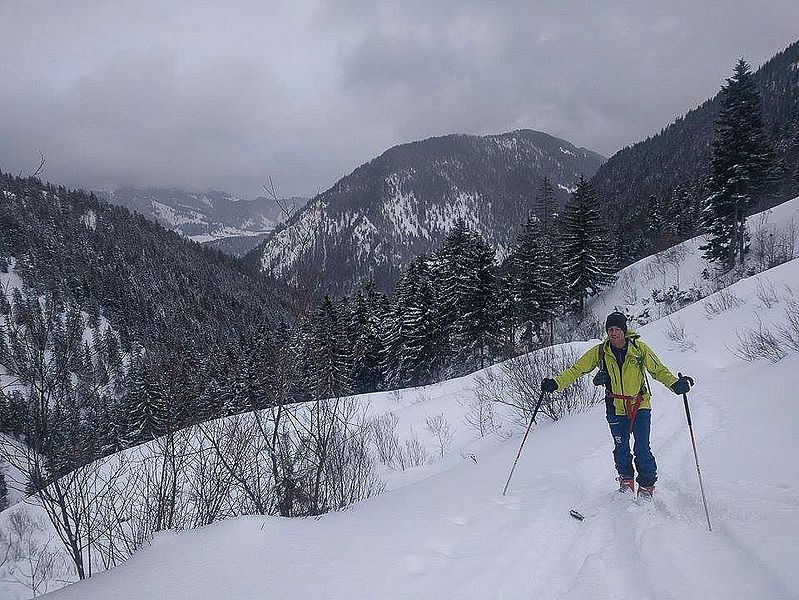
605;311;627;332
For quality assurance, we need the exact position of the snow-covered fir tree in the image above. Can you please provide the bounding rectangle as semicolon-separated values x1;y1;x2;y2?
436;221;499;372
561;175;615;313
508;178;564;348
701;58;777;269
0;471;7;511
309;296;352;400
398;256;445;386
348;284;388;393
120;361;169;445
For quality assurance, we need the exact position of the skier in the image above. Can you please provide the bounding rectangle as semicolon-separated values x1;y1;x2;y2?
540;311;693;498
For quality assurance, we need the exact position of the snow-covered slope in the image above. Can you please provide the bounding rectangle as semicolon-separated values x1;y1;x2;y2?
39;204;799;599
587;197;799;326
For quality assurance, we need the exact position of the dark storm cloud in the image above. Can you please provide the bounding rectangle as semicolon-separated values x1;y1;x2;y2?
1;1;797;198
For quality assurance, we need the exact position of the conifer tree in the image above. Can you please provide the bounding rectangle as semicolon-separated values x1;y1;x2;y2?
224;353;253;416
561;175;615;313
510;216;546;346
310;296;352;400
120;361;168;446
0;471;8;511
510;205;562;348
701;58;777;269
399;256;445;385
437;221;499;371
647;194;663;240
349;284;387;393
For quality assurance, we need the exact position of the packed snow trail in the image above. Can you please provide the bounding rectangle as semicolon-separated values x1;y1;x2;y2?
39;249;799;599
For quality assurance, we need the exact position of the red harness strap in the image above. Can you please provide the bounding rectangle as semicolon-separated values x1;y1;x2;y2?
608;392;644;433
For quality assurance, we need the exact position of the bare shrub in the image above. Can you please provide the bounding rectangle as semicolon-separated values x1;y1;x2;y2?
751;217;797;273
664;316;697;352
395;434;430;470
413;388;432;406
560;310;603;345
460;393;500;438
425;414;453;458
476;347;603;424
368;412;401;465
731;316;786;363
704;287;744;318
618;268;640;306
0;510;68;597
756;278;780;309
776;300;799;352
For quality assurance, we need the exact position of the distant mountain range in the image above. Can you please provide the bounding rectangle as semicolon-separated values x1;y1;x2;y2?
103;187;308;256
246;129;605;295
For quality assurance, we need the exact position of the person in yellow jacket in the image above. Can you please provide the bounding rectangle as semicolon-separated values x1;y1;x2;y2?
541;311;693;498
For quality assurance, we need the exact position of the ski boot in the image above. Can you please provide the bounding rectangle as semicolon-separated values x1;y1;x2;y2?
637;485;655;500
617;476;635;494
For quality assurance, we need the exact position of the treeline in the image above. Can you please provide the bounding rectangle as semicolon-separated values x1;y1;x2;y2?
273;175;616;395
0;173;618;491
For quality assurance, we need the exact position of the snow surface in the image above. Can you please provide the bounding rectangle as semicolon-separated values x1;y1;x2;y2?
34;199;799;599
189;226;274;244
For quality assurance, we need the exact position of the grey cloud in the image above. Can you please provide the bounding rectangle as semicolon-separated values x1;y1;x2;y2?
1;1;798;198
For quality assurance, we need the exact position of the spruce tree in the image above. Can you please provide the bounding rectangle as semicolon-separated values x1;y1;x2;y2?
310;296;352;400
561;175;615;313
120;361;168;446
701;58;777;269
0;471;8;511
510;216;547;347
399;256;445;385
437;221;499;372
349;284;387;393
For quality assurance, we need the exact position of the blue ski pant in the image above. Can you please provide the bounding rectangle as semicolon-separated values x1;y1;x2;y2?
606;408;657;487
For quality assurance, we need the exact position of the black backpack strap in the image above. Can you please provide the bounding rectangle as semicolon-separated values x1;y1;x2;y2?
629;337;652;395
598;340;608;372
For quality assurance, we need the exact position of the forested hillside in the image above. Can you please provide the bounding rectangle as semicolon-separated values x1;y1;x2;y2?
250;130;604;296
591;38;799;264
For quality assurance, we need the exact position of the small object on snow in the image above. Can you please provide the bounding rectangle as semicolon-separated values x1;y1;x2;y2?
569;510;585;521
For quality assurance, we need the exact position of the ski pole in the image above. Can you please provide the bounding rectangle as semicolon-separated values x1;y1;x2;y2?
502;390;547;496
679;372;712;532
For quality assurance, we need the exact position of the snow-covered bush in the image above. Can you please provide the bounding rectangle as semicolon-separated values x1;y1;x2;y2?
476;346;602;424
750;216;797;273
652;285;703;316
703;288;744;317
731;316;786;363
756;278;780;308
425;414;453;458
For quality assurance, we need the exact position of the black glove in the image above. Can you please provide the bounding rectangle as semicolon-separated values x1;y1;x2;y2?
592;370;610;387
541;378;558;393
671;374;694;395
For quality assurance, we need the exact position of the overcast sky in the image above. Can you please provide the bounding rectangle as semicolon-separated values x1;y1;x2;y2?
1;1;797;198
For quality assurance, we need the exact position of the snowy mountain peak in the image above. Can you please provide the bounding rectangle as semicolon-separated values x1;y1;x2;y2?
249;129;605;295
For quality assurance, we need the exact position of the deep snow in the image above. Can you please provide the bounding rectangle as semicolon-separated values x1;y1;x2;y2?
34;208;799;599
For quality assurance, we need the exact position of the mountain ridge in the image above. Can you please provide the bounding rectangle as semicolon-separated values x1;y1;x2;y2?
247;129;605;295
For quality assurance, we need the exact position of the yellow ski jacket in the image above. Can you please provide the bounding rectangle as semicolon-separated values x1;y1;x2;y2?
554;330;678;416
